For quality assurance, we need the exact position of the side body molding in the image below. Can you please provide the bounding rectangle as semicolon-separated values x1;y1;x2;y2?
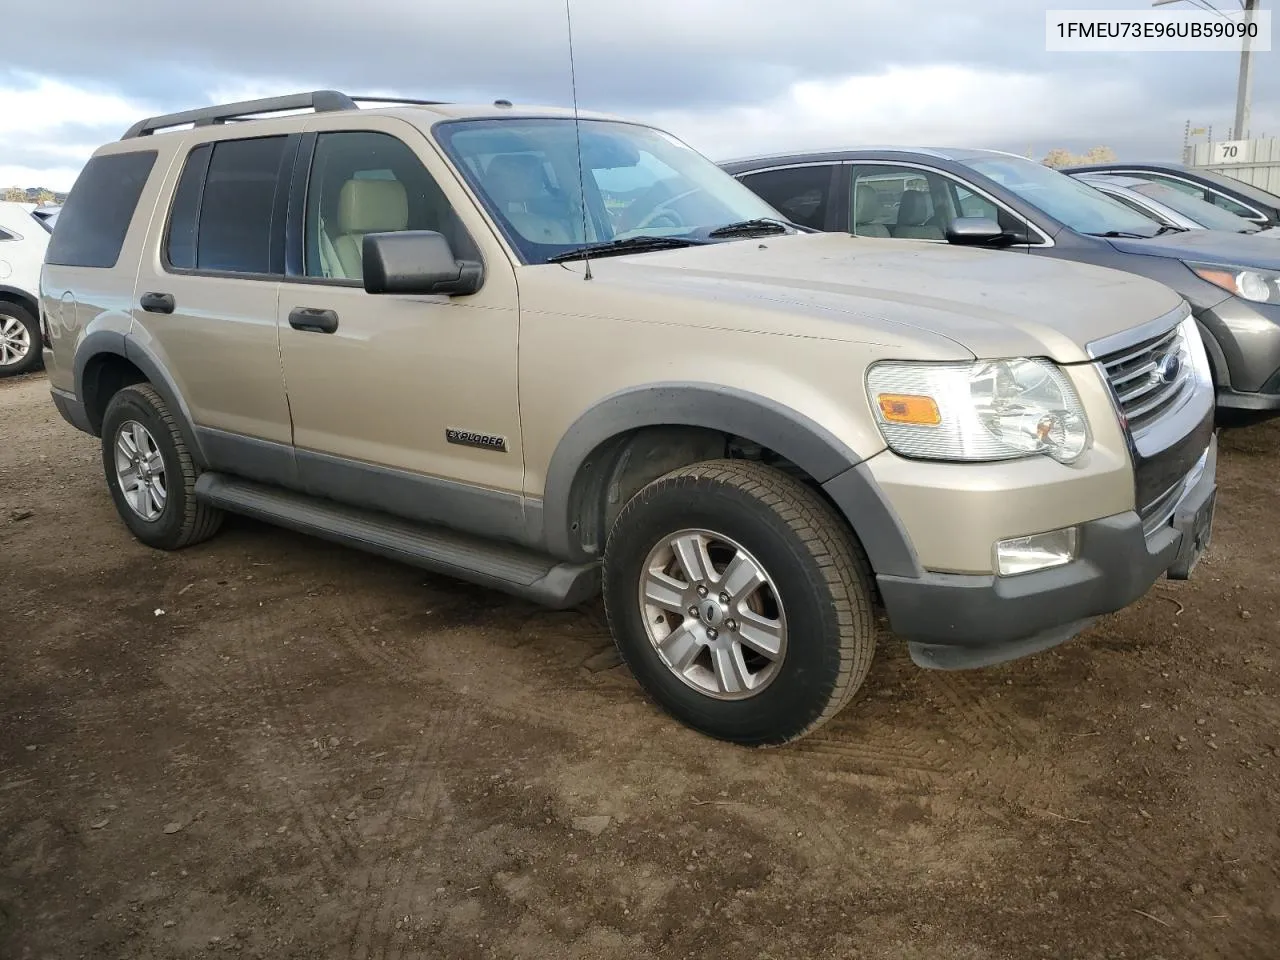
539;382;921;577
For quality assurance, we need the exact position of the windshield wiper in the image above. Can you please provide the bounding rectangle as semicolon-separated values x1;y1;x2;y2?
1153;225;1187;235
706;217;792;238
1087;230;1157;239
545;235;702;264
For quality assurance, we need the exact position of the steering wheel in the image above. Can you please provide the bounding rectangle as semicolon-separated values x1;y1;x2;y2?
625;187;702;233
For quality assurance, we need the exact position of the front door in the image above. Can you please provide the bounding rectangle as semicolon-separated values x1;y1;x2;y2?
276;120;525;540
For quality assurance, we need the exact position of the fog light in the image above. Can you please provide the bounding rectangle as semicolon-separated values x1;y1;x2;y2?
995;527;1078;576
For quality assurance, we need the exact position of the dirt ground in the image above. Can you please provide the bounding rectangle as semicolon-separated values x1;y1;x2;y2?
1;371;1278;960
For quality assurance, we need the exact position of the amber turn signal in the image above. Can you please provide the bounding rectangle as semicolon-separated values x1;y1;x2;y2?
877;393;941;426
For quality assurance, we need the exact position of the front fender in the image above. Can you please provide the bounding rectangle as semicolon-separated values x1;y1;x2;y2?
539;382;917;575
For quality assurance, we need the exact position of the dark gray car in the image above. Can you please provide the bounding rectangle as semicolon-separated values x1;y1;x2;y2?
723;148;1280;419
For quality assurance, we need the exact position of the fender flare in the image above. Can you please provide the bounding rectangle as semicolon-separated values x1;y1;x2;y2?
540;382;919;576
73;330;207;465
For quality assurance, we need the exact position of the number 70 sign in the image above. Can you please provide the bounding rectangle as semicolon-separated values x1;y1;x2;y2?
1211;140;1250;164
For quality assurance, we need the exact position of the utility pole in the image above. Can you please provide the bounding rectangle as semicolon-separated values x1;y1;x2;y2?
1234;0;1259;139
1153;0;1259;140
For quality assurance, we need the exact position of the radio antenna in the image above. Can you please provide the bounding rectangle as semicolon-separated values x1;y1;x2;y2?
564;0;592;280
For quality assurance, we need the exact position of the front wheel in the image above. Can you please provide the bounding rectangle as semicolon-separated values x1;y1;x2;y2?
602;459;876;746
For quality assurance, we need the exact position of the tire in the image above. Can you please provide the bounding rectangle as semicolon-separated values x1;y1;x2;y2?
0;303;42;377
101;384;224;550
602;459;876;746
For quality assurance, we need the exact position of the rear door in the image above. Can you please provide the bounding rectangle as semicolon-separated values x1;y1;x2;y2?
132;133;298;484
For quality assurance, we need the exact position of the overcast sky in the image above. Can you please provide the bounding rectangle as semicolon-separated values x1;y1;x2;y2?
2;0;1276;191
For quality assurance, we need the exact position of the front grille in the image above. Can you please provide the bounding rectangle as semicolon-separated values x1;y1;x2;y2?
1092;314;1214;528
1098;323;1192;435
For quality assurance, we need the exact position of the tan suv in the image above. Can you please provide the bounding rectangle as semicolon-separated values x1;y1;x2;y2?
43;91;1218;745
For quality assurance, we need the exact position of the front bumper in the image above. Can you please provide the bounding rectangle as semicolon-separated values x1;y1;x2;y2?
1216;384;1280;413
875;434;1217;670
1197;299;1280;414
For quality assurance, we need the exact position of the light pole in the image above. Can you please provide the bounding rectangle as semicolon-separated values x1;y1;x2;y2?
1153;0;1259;139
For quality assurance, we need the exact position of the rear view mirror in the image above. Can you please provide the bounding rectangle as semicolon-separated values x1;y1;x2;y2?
945;216;1007;246
362;231;483;296
580;132;641;169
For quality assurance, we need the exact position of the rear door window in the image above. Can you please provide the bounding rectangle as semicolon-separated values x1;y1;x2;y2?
45;151;157;268
738;165;836;230
192;137;291;275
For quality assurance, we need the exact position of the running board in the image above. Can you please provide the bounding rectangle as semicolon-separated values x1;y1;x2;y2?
194;473;600;610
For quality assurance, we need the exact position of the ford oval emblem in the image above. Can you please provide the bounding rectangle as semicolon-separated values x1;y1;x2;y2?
1152;353;1182;385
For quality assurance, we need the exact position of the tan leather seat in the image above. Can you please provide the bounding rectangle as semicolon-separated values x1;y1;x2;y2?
332;179;409;279
892;190;944;240
482;154;575;244
852;189;890;237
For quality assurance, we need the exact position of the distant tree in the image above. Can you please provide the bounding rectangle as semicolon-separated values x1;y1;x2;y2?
2;186;27;202
1041;146;1117;168
34;189;56;205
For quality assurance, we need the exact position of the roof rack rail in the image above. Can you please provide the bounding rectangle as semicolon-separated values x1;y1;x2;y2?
121;90;359;140
347;95;448;107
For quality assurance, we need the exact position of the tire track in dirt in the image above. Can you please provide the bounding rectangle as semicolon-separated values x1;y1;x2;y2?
1085;831;1278;960
786;725;955;789
919;671;1040;753
216;602;365;884
327;588;438;687
345;704;460;960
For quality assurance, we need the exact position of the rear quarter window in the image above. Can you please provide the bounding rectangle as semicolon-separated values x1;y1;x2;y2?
45;151;158;268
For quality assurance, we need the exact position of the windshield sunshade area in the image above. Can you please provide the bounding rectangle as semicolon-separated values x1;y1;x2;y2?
433;117;789;263
962;155;1163;238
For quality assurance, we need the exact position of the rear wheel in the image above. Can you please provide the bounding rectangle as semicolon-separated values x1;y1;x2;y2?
0;303;41;377
101;384;223;550
603;459;876;745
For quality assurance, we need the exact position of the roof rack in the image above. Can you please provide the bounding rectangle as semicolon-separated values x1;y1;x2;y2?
120;90;449;140
122;90;356;139
347;95;448;108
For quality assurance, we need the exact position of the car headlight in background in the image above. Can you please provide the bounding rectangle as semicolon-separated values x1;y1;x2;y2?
867;358;1090;464
1178;314;1213;386
1186;261;1280;305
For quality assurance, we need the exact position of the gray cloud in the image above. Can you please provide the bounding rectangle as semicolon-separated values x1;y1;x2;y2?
2;0;1276;180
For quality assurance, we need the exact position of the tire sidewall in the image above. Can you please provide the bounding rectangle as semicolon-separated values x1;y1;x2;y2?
605;477;847;744
0;305;41;377
101;389;189;547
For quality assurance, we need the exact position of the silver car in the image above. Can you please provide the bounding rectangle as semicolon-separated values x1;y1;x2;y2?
1073;172;1280;238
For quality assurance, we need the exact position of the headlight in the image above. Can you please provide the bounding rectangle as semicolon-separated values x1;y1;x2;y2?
867;358;1090;463
1178;314;1213;386
1186;261;1280;304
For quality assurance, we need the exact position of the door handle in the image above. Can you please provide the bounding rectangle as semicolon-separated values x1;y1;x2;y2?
140;292;176;314
288;307;339;334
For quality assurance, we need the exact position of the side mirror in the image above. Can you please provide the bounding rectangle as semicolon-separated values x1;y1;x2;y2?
362;231;483;296
945;216;1009;246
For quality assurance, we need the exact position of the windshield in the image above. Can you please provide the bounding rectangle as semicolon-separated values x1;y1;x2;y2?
434;118;785;263
961;154;1161;237
1130;180;1260;233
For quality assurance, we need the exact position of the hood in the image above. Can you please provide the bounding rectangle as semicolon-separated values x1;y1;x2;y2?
1106;228;1280;269
565;232;1184;363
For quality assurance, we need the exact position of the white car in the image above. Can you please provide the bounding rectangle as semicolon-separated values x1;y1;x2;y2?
0;201;48;376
